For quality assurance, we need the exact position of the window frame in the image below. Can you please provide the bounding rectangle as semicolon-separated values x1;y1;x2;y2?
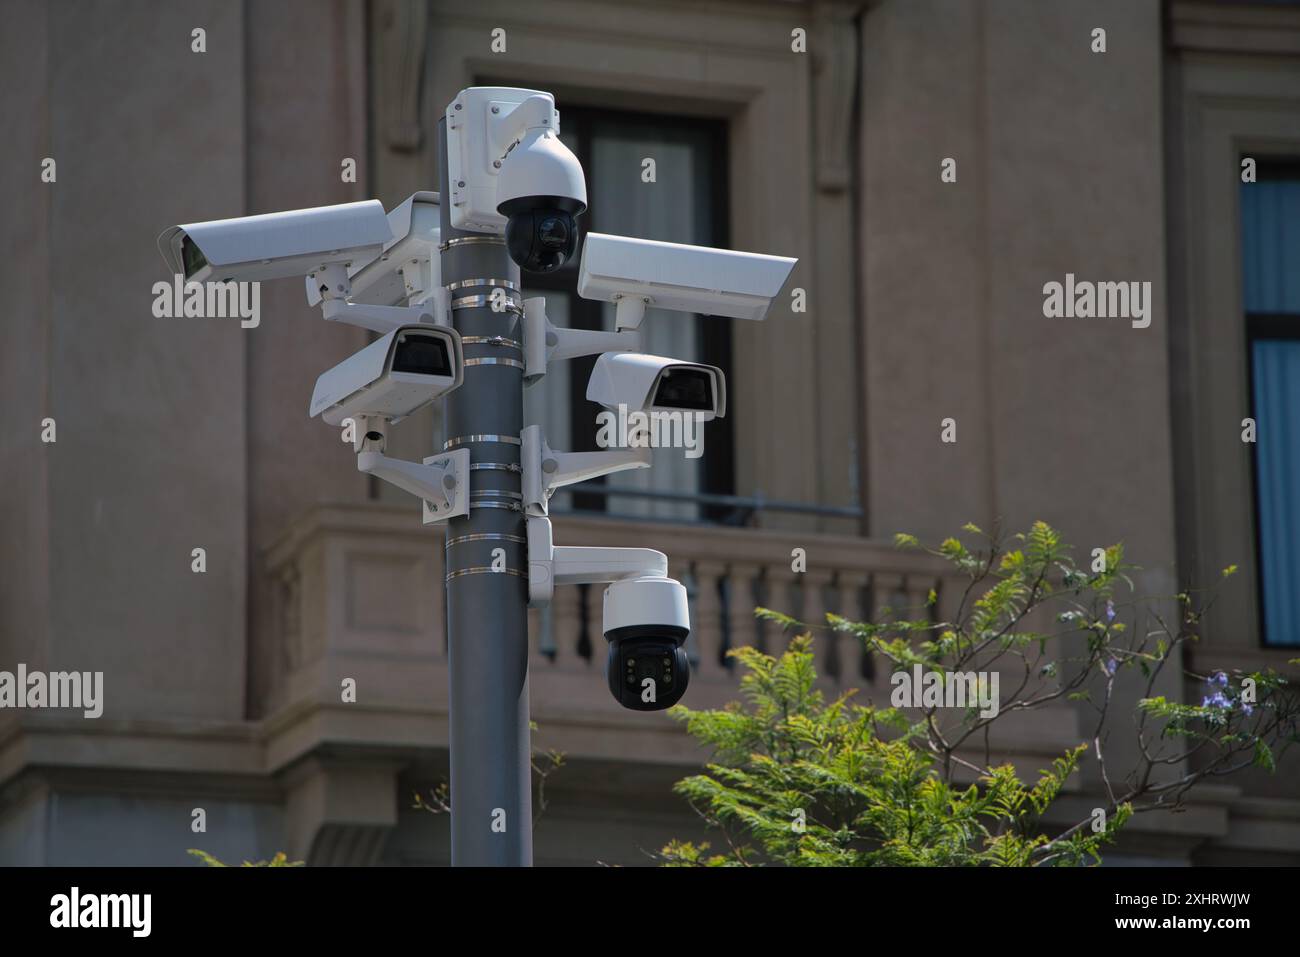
505;103;736;520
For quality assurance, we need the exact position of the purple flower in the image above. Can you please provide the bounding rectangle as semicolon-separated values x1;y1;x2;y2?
1211;671;1229;688
1103;657;1118;676
1202;692;1231;709
1106;600;1116;623
1242;703;1255;717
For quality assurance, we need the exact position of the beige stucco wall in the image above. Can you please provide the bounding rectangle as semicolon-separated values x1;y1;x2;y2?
2;0;249;722
861;0;1174;569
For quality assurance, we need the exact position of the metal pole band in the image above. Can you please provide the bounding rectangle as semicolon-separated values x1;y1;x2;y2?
451;293;522;311
444;433;521;449
464;357;524;370
468;462;522;473
447;278;519;292
445;533;527;548
470;490;523;501
439;236;505;251
446;566;527;580
461;336;524;351
468;501;521;511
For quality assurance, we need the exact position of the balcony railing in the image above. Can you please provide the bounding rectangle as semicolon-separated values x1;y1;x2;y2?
260;502;1080;768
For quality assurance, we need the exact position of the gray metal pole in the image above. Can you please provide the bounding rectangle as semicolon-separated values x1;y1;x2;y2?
437;115;533;866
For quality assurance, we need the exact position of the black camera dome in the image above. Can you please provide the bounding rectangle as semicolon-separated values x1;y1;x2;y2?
498;195;585;273
605;633;690;712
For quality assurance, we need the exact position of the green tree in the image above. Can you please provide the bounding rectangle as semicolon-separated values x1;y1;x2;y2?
187;849;303;867
661;522;1300;866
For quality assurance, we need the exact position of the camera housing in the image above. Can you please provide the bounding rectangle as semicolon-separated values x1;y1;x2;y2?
578;231;798;328
158;200;393;284
444;87;587;271
603;576;691;711
309;324;463;426
586;352;726;421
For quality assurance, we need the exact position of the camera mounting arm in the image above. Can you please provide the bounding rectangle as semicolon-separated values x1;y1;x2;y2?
312;262;446;334
522;297;641;379
489;94;556;159
348;415;469;523
520;424;650;517
526;516;668;606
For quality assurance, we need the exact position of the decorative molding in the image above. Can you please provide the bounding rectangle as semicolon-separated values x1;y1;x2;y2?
1169;0;1300;56
813;1;863;193
376;0;429;152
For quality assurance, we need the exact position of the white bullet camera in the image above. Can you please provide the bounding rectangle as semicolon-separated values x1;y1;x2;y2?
445;87;587;272
586;352;726;421
158;200;393;284
309;324;463;426
578;231;797;329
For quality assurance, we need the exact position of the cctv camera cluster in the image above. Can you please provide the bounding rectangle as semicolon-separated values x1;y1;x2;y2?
159;86;796;714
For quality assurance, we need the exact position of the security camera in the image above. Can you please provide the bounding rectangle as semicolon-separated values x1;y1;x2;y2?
495;99;586;272
158;200;393;284
444;87;587;272
586;352;726;421
525;517;691;711
578;231;797;329
309;324;463;426
604;576;691;711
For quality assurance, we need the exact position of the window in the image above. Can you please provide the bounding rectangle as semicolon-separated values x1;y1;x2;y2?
1243;160;1300;647
521;106;733;523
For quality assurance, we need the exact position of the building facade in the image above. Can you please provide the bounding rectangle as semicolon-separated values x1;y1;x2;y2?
1;0;1298;865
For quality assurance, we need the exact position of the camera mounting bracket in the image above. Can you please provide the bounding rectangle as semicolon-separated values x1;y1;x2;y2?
519;424;650;517
445;87;559;234
312;262;443;334
353;445;470;524
526;516;668;607
522;297;641;379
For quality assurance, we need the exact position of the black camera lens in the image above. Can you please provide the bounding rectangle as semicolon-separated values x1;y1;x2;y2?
537;215;570;250
502;205;580;273
653;368;714;411
391;333;451;376
605;636;690;711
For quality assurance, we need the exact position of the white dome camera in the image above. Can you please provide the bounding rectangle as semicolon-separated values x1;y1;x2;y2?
603;576;692;711
444;88;587;272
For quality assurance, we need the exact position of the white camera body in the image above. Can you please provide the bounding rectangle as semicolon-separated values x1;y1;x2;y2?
158;200;393;284
577;231;798;329
309;324;463;426
444;87;586;234
586;352;726;421
603;576;691;639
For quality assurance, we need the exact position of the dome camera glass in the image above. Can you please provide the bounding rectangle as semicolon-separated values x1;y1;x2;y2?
537;215;570;250
605;637;690;711
504;206;580;273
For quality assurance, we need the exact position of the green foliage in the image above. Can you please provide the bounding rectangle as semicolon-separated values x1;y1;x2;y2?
663;521;1300;867
663;636;1124;866
187;849;303;867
